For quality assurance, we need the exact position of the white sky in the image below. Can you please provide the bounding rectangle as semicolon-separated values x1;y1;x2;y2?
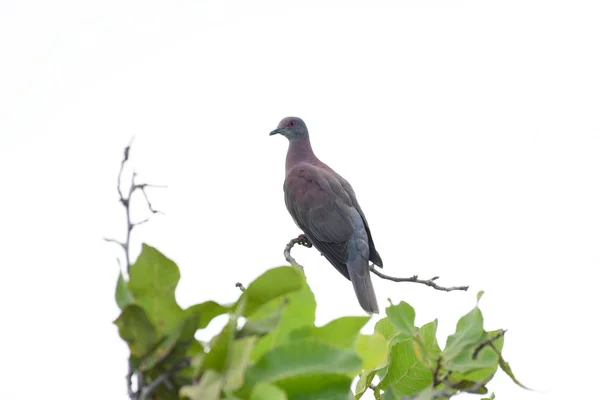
1;0;599;399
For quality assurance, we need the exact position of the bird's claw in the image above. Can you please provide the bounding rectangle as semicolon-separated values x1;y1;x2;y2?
296;234;313;248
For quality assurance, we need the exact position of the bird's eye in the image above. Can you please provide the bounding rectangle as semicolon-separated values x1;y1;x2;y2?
288;120;296;127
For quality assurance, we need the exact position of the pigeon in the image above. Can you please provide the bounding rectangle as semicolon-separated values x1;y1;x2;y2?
270;116;383;314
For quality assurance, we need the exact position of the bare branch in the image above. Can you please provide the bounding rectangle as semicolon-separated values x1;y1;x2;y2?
107;142;165;275
283;235;469;292
369;267;469;292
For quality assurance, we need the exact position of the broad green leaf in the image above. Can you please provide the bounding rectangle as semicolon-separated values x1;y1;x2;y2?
129;244;184;335
386;301;417;337
415;320;441;366
251;283;316;361
204;322;234;372
276;373;354;400
244;339;362;387
115;271;134;310
290;316;370;348
224;337;258;391
114;304;157;357
443;307;485;361
374;317;395;340
180;370;223;400
250;382;287;400
377;337;433;397
187;301;231;329
238;266;305;317
373;317;413;385
448;329;505;387
238;301;285;339
139;307;202;371
356;333;387;370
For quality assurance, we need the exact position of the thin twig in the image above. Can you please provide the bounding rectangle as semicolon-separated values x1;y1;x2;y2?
283;235;469;292
369;267;469;292
104;142;165;275
126;361;135;399
138;357;191;400
235;282;246;292
473;329;507;360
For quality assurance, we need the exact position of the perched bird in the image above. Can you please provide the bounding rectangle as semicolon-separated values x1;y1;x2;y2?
270;116;383;314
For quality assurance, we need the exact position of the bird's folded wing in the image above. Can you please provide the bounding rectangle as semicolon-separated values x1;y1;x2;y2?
284;166;355;279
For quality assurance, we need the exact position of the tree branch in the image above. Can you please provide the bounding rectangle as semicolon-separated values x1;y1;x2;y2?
104;141;165;275
369;267;469;292
138;357;191;400
283;235;469;292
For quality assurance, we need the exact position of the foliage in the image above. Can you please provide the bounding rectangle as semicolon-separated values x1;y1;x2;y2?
115;245;526;400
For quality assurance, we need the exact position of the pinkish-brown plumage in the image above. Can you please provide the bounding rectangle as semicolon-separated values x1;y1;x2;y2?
270;116;383;314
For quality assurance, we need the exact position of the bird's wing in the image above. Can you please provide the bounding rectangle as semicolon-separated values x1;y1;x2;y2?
338;177;383;268
284;163;355;279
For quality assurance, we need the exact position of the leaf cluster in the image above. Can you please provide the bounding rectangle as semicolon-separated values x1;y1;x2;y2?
115;245;526;400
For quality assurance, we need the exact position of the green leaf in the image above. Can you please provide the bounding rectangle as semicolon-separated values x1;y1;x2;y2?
415;320;441;366
355;369;380;399
180;370;223;400
290;316;370;348
139;307;203;371
481;392;495;400
250;382;287;400
238;266;305;318
224;337;258;391
356;332;388;370
251;283;316;361
443;306;485;361
204;322;234;372
129;244;184;335
276;374;354;400
374;317;396;340
447;329;505;389
244;339;362;387
238;301;285;339
377;337;433;397
386;301;417;337
115;271;134;310
187;301;231;330
498;353;530;390
477;291;485;303
114;304;157;357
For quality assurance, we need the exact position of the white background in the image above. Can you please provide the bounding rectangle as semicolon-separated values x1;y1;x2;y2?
1;1;598;399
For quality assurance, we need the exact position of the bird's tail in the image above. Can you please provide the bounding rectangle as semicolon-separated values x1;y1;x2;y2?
347;259;379;314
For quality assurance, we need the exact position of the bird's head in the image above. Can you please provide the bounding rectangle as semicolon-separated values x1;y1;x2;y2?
269;116;309;140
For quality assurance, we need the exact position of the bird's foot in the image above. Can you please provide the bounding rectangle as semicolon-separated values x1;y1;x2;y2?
296;234;313;248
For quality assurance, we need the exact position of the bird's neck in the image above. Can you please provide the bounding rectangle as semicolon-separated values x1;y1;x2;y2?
286;137;318;171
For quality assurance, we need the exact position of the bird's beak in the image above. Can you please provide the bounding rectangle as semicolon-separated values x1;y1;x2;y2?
269;128;282;136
